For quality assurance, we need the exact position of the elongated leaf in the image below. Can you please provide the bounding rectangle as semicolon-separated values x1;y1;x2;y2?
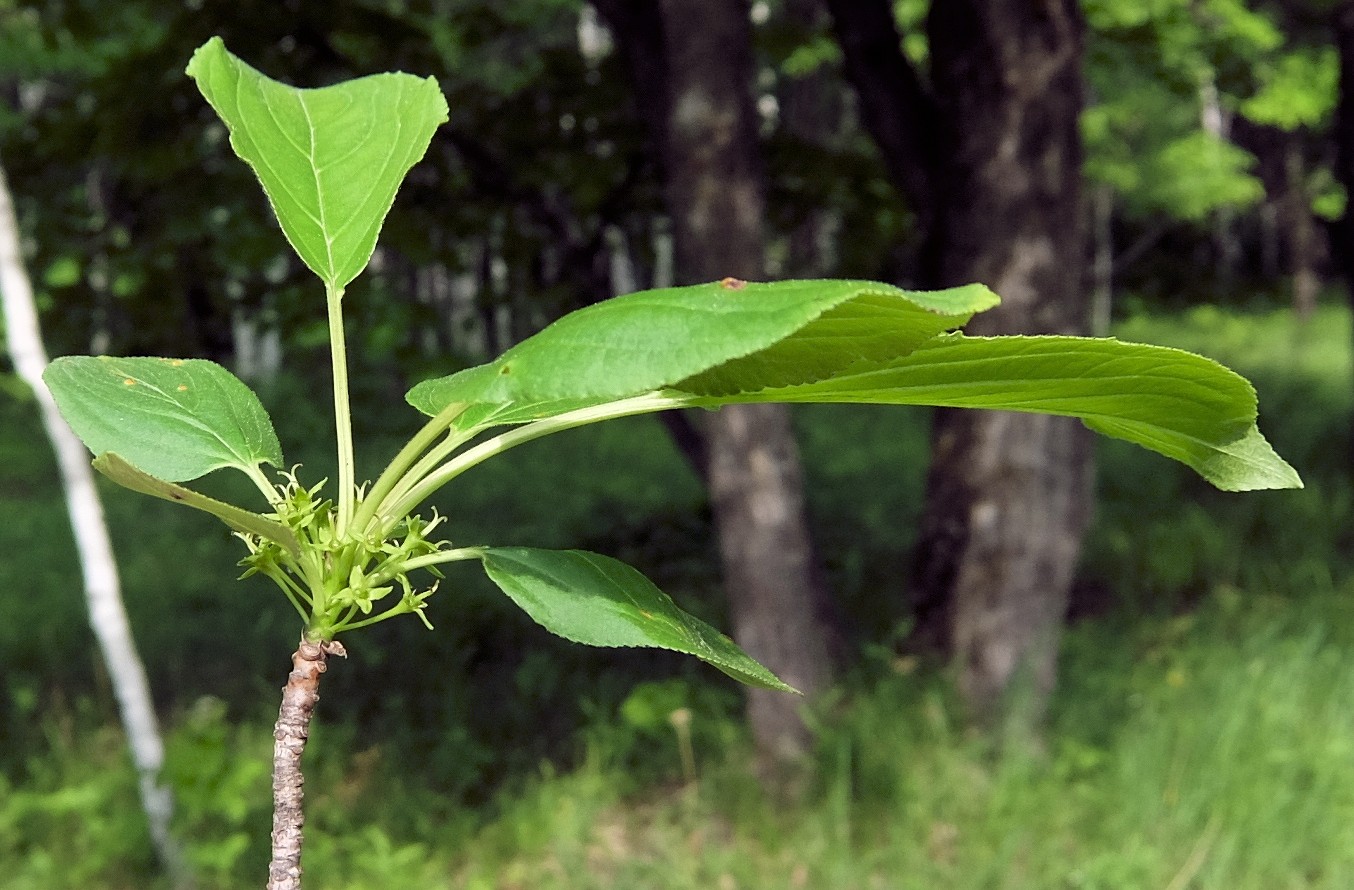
94;454;299;556
408;279;1298;492
479;547;795;692
43;355;282;482
677;334;1302;492
407;279;997;420
187;37;448;291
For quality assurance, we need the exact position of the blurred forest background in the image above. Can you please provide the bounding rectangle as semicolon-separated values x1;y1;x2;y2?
3;0;1354;887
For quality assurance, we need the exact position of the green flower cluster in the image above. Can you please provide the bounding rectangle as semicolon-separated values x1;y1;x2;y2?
238;470;446;638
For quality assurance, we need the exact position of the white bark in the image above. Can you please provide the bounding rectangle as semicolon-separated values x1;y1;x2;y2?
0;158;187;883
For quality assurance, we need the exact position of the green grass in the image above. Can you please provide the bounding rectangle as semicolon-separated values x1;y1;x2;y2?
8;579;1354;888
1;301;1351;887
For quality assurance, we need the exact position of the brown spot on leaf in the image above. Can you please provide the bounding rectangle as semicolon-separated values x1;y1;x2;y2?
718;277;747;290
177;385;188;392
123;378;136;386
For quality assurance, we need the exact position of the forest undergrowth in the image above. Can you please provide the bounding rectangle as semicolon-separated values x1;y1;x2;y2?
2;302;1351;889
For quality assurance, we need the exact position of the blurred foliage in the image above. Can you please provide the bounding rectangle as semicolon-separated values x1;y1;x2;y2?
1083;0;1281;219
0;0;662;372
2;0;1343;370
1082;0;1343;303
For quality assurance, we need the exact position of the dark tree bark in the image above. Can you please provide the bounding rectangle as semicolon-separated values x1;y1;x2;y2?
1334;4;1354;268
822;0;942;244
828;0;1094;723
1232;116;1328;321
920;2;1093;721
780;0;844;276
600;0;836;765
1331;2;1354;467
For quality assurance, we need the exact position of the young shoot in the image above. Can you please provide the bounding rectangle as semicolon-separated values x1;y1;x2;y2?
40;38;1301;890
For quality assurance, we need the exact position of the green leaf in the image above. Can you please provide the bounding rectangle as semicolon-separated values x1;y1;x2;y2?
406;277;1297;492
43;355;282;482
479;547;796;692
94;454;299;557
407;279;996;420
677;334;1301;492
186;37;448;291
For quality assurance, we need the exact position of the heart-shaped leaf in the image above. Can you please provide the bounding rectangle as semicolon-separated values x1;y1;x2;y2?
43;355;282;482
187;37;448;291
406;279;997;420
678;334;1301;492
94;453;299;556
479;547;795;692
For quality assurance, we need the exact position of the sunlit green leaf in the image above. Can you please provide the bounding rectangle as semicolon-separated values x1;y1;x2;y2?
186;37;448;290
406;277;1298;493
407;278;997;419
479;547;795;692
43;355;282;482
676;334;1301;492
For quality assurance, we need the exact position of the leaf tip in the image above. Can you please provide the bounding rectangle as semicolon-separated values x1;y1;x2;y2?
185;35;226;79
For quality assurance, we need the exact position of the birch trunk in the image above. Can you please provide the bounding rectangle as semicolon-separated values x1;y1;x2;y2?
0;158;187;882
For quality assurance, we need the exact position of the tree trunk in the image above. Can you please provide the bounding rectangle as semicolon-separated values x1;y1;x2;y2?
1200;75;1242;286
917;1;1093;724
1285;141;1321;320
822;0;941;239
0;157;189;884
652;0;834;765
1331;2;1354;468
1090;183;1114;335
1231;118;1326;321
828;0;1094;725
780;0;843;277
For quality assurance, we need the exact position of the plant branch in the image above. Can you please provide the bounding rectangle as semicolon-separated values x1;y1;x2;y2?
352;399;471;535
245;463;285;507
326;284;356;536
268;637;346;890
370;426;482;531
370;546;486;582
385;392;683;519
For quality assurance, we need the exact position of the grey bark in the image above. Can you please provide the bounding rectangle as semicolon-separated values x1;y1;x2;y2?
268;639;345;890
920;0;1094;723
828;0;1094;724
653;0;834;763
0;158;189;883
